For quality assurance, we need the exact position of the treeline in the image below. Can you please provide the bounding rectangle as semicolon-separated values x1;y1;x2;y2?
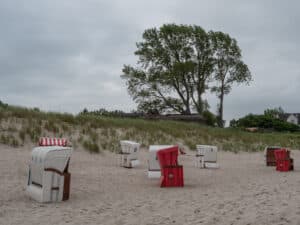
79;108;209;124
79;108;138;117
230;108;299;132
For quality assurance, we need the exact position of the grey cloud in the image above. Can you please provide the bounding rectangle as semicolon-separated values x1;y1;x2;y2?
0;0;299;121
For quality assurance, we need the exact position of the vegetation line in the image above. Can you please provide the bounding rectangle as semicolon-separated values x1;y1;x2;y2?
0;103;299;153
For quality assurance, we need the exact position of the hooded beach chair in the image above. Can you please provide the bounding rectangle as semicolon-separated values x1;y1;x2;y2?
264;146;281;166
195;145;219;168
157;146;184;187
119;140;140;168
26;139;72;203
274;148;294;172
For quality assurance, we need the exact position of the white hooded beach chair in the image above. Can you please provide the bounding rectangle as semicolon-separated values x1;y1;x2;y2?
148;145;174;178
119;140;140;168
26;146;73;203
195;145;219;168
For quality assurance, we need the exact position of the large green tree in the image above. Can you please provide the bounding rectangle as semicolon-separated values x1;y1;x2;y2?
122;24;214;115
264;107;284;119
210;31;252;127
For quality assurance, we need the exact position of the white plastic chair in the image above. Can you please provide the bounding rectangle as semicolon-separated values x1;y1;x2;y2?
27;146;72;202
195;145;218;168
119;140;140;168
148;145;174;178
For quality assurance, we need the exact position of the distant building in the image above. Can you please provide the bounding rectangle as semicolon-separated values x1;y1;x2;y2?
281;113;300;125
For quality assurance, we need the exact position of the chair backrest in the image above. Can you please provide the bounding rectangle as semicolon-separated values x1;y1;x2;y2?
196;145;216;155
265;146;281;162
265;146;281;151
274;149;290;161
148;145;174;171
30;146;73;185
157;146;179;168
196;145;218;161
120;140;140;154
204;147;217;162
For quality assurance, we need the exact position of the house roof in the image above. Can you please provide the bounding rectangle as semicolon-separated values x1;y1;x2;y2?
285;113;300;117
281;113;300;122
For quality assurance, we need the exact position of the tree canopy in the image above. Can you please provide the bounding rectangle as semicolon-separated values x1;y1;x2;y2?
210;31;252;127
122;24;252;125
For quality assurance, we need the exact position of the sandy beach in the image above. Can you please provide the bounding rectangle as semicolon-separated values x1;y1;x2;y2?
1;145;300;225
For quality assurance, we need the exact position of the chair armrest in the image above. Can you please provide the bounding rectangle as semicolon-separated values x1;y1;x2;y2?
44;168;63;176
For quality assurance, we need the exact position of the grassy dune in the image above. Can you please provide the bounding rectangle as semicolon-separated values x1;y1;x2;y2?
0;105;300;152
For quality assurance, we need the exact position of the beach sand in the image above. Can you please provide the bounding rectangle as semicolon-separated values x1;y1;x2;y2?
1;145;300;225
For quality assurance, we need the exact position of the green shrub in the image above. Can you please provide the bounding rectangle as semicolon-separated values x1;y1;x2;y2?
78;135;84;143
100;141;109;151
0;134;20;147
11;138;19;147
61;123;70;132
25;125;42;142
203;110;217;126
7;126;17;132
44;120;59;133
231;114;300;132
83;140;100;153
19;130;26;142
0;134;9;145
89;131;98;142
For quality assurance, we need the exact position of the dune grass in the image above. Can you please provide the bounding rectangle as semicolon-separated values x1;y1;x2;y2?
0;105;300;152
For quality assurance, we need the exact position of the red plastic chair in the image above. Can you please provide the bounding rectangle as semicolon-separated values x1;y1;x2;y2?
274;149;289;161
157;146;184;187
274;149;293;172
157;146;179;168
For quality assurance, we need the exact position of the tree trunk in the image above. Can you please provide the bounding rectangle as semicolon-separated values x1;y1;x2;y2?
197;95;204;114
184;105;191;115
218;83;225;127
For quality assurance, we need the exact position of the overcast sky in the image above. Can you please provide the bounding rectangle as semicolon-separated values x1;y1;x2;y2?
1;0;299;122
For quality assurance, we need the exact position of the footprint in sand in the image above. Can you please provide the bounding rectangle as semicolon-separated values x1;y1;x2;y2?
194;208;200;214
217;203;225;210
